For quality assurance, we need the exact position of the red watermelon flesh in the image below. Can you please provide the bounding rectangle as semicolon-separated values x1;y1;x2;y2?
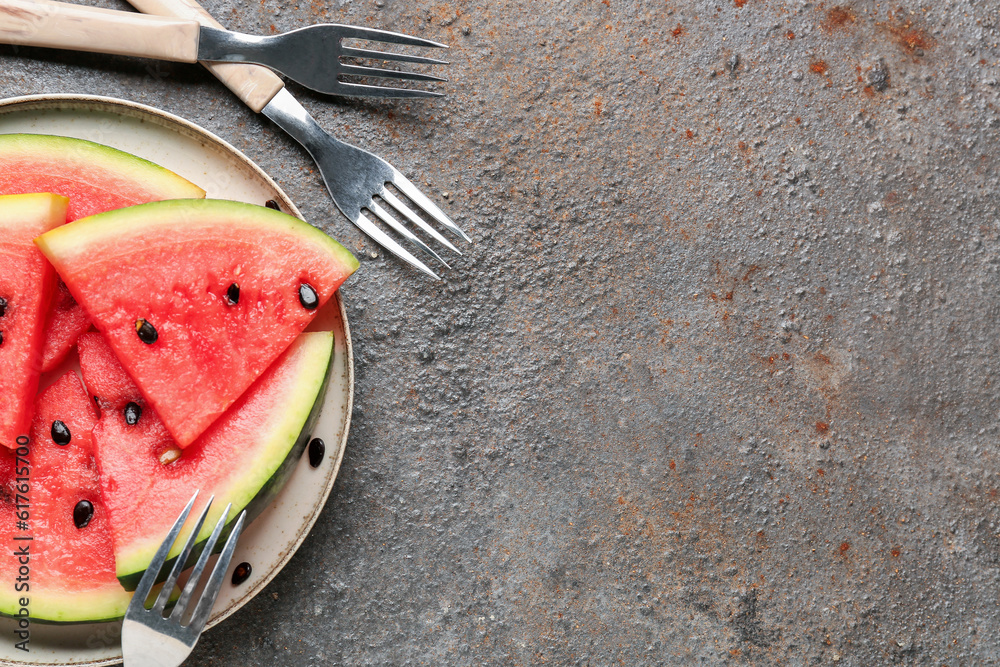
39;280;92;374
79;329;334;586
0;134;207;373
77;332;142;410
38;199;358;448
0;134;206;222
0;194;68;450
0;372;130;622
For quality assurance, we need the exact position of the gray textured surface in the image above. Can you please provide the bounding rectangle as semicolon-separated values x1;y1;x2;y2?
3;0;1000;664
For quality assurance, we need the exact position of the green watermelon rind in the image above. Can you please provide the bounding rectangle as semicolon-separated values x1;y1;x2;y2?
0;133;206;204
115;330;336;591
0;588;131;625
36;198;360;277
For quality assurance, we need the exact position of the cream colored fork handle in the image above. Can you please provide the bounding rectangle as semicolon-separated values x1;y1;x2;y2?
127;0;284;113
0;0;200;61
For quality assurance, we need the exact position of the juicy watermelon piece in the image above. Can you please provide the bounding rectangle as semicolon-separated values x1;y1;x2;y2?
38;199;358;447
39;280;92;373
0;134;206;222
0;134;207;373
80;330;334;589
0;194;68;449
0;373;130;622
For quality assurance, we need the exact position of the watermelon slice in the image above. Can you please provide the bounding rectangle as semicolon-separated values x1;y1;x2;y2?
0;133;207;373
79;330;335;588
0;194;68;449
0;134;206;222
37;199;358;447
0;373;131;623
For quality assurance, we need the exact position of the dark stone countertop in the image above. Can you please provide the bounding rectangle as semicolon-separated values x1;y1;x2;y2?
2;1;999;664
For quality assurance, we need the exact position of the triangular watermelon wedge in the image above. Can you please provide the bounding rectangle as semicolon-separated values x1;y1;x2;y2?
79;330;334;589
37;199;358;447
0;133;207;373
0;372;131;622
0;134;206;222
0;193;68;449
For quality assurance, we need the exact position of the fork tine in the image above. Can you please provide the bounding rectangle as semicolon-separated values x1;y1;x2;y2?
335;26;448;49
187;510;247;633
389;167;472;243
340;46;449;66
339;64;448;84
368;200;451;268
171;502;232;621
352;212;441;280
335;82;445;100
151;495;215;615
128;491;199;614
381;189;461;255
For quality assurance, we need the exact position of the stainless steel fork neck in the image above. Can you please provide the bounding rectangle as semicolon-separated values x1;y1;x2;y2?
197;25;271;62
262;88;344;155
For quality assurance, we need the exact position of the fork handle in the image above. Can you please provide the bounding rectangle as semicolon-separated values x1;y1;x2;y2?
127;0;284;113
0;0;201;61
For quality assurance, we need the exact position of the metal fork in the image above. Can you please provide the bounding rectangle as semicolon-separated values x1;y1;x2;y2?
264;88;471;278
129;0;470;280
0;0;449;99
122;492;246;667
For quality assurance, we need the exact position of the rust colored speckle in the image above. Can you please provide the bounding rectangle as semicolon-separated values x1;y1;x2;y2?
824;6;857;30
839;541;851;553
891;548;901;558
734;0;747;7
672;23;685;38
617;496;626;505
685;128;694;139
669;459;676;470
594;98;603;117
810;60;829;75
816;421;829;433
786;30;795;39
816;469;826;476
888;20;936;54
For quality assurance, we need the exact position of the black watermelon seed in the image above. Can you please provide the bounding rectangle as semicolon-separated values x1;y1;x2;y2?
226;282;241;305
124;402;142;426
308;438;326;468
51;420;71;446
232;561;252;585
0;331;4;347
0;297;6;317
136;319;158;344
299;283;319;310
265;200;281;210
73;500;94;529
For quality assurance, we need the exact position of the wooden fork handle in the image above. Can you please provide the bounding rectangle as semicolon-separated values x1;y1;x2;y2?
0;0;201;62
127;0;284;113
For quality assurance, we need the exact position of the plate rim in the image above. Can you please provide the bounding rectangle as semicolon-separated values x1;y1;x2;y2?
0;93;355;666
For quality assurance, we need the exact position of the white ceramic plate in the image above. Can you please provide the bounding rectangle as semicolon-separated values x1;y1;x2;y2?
0;94;354;666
